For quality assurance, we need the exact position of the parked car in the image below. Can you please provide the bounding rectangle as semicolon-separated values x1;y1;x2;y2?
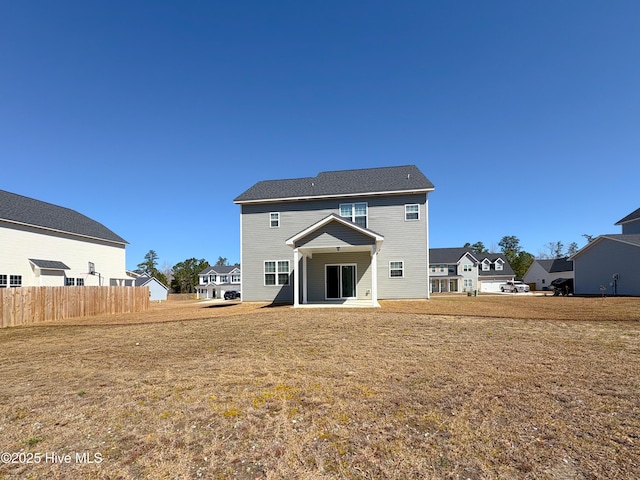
501;281;530;293
224;290;241;300
550;278;573;296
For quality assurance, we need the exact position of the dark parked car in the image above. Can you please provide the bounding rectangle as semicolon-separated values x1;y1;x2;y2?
224;290;241;300
550;278;573;296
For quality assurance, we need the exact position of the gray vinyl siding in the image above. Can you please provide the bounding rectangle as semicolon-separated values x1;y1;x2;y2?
239;193;428;302
297;223;375;249
622;222;640;234
574;238;640;295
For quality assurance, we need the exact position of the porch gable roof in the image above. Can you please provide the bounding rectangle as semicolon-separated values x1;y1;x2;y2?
286;214;384;251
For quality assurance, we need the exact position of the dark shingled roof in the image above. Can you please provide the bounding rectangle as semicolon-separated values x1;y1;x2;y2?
234;165;434;203
615;207;640;226
536;258;574;273
0;190;127;244
28;259;70;270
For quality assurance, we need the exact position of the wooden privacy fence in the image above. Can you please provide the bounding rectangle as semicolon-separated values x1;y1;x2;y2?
0;286;150;328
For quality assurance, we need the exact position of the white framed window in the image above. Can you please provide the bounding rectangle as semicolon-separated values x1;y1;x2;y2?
464;279;473;289
430;265;436;273
9;275;22;287
405;204;419;221
0;274;6;288
77;278;85;286
231;274;241;283
264;260;289;286
339;202;367;228
220;275;229;283
495;261;503;271
389;261;404;278
270;212;280;228
482;261;490;271
439;265;445;273
65;277;75;286
463;264;472;272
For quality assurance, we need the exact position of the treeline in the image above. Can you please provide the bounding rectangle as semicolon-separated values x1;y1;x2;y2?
134;251;237;293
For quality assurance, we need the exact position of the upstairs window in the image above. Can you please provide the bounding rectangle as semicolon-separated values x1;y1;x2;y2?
482;261;490;271
220;275;229;283
231;274;241;283
448;265;456;275
340;203;367;228
405;204;419;221
463;264;472;272
270;212;280;228
495;262;504;271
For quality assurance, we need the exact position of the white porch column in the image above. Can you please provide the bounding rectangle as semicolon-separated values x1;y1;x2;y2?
293;248;300;307
371;244;379;306
302;253;308;304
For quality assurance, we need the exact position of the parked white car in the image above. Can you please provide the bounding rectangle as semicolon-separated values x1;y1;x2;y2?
501;281;530;293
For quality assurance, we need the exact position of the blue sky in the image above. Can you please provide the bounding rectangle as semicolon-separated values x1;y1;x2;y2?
2;1;639;271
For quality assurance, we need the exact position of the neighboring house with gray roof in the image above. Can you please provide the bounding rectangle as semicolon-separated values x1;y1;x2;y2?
134;273;169;301
234;165;435;306
523;257;574;291
615;207;640;234
0;189;130;288
429;248;515;293
569;207;640;295
195;265;241;299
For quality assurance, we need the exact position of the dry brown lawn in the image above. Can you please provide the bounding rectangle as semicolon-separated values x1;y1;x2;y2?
1;295;639;479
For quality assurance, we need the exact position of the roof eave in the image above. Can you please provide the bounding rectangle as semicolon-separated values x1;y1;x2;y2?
234;187;435;205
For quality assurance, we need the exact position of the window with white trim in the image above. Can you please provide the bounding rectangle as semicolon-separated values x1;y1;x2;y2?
270;212;280;228
389;261;404;278
65;277;75;286
430;265;436;273
464;279;473;289
0;275;6;288
463;264;472;272
482;261;490;271
77;278;85;286
231;274;241;283
339;202;367;228
264;260;289;286
9;275;22;287
405;204;419;221
495;262;503;271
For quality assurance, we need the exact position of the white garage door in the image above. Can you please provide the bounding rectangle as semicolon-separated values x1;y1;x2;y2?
480;280;505;292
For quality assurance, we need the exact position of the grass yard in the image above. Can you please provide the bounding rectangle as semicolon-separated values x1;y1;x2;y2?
0;295;639;479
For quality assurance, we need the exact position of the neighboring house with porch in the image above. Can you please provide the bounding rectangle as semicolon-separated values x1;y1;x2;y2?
196;265;241;299
523;258;574;291
233;165;435;306
0;189;130;288
569;207;640;296
429;248;515;293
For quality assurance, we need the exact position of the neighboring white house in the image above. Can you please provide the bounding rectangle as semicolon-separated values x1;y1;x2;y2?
429;248;515;293
195;265;241;299
0;190;130;288
134;273;169;301
570;207;640;296
523;258;574;291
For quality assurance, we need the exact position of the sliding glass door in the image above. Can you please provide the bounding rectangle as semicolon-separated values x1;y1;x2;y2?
326;264;356;299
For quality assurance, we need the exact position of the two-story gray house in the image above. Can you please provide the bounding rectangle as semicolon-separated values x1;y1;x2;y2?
570;207;640;296
429;248;515;293
233;165;435;306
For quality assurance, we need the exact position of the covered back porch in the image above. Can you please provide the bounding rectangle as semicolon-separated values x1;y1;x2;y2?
286;214;384;308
